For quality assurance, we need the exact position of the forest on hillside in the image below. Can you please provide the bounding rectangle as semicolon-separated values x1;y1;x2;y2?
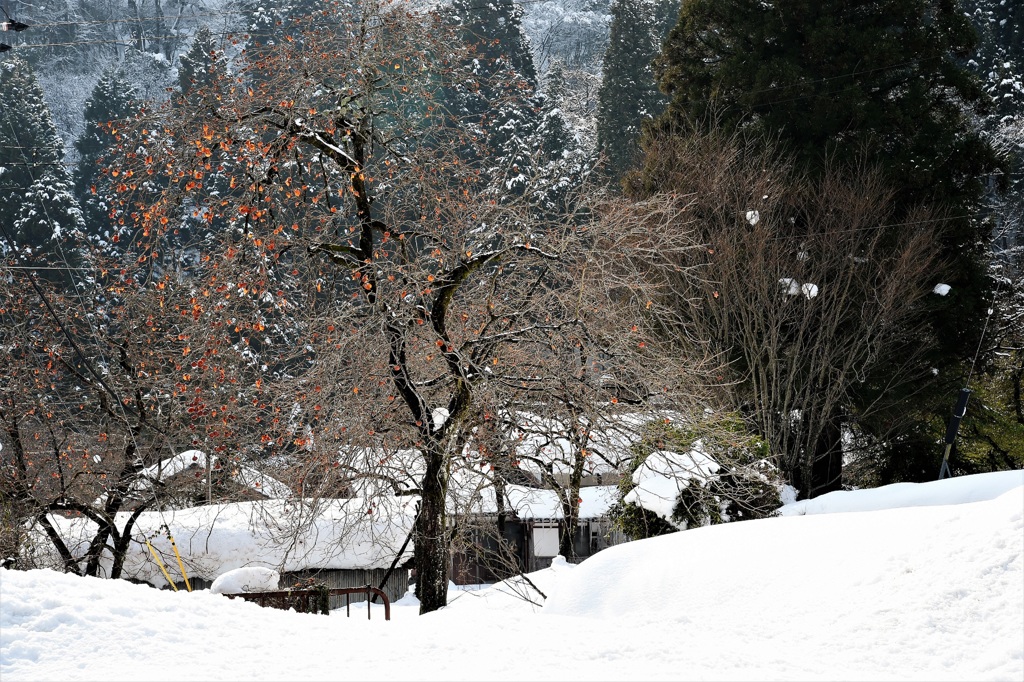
1;0;1021;613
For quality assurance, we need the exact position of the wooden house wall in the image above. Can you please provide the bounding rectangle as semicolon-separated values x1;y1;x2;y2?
450;516;628;584
282;567;410;607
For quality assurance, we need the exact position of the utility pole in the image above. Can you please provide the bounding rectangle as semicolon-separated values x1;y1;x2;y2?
939;388;971;480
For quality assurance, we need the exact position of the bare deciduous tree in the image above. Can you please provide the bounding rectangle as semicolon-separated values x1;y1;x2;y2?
627;128;943;497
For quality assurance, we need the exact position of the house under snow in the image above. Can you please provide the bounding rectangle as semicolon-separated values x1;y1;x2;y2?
30;497;417;604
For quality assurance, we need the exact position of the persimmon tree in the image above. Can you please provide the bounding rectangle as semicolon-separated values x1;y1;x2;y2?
0;250;273;576
103;0;710;613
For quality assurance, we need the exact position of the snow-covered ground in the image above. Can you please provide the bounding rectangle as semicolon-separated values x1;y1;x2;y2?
2;472;1022;681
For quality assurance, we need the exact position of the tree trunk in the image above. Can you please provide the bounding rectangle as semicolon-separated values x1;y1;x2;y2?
558;449;585;560
110;503;150;579
83;526;113;576
415;446;450;614
798;419;843;499
811;420;843;497
35;514;79;574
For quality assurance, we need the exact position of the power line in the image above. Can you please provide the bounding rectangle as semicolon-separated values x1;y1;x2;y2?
2;0;560;30
0;0;558;46
1;264;96;270
18;8;247;28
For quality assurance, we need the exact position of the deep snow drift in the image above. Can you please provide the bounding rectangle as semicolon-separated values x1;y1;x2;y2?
2;472;1022;681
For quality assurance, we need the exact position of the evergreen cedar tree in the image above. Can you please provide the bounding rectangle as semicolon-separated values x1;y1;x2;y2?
636;0;1009;492
444;0;584;210
967;0;1022;121
595;0;679;183
177;27;225;96
0;56;85;278
74;66;139;240
444;0;540;196
960;0;1024;476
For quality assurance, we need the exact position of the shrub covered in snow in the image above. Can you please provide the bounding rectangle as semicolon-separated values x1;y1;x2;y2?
610;417;783;538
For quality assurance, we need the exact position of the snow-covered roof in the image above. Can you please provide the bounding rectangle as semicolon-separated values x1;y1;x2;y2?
458;479;619;520
150;450;294;499
505;484;618;520
95;450;292;506
511;410;678;479
33;497;416;587
340;447;425;498
339;410;682;500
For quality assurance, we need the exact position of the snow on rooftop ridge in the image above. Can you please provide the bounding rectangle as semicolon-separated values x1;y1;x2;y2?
494;484;617;520
511;410;682;478
94;450;292;507
339;446;426;498
442;464;618;520
517;484;618;520
343;410;684;497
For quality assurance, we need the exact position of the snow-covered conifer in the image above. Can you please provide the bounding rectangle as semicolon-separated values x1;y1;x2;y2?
595;0;678;184
74;65;139;240
0;56;84;277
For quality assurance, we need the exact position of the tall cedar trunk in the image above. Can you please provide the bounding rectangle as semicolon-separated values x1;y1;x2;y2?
809;420;843;498
415;446;451;614
796;419;843;499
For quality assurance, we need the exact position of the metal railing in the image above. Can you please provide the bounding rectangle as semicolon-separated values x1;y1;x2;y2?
226;584;391;620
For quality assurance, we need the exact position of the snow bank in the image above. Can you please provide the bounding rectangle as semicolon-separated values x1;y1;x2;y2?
545;484;1024;680
426;555;578;615
2;474;1021;681
778;469;1024;516
30;497;416;587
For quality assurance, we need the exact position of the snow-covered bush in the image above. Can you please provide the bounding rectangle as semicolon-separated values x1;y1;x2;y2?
610;417;783;538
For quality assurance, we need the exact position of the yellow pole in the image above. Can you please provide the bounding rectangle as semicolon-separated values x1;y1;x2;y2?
145;540;178;592
168;535;192;592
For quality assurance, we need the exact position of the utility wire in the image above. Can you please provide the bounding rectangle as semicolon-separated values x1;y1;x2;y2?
0;0;559;30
